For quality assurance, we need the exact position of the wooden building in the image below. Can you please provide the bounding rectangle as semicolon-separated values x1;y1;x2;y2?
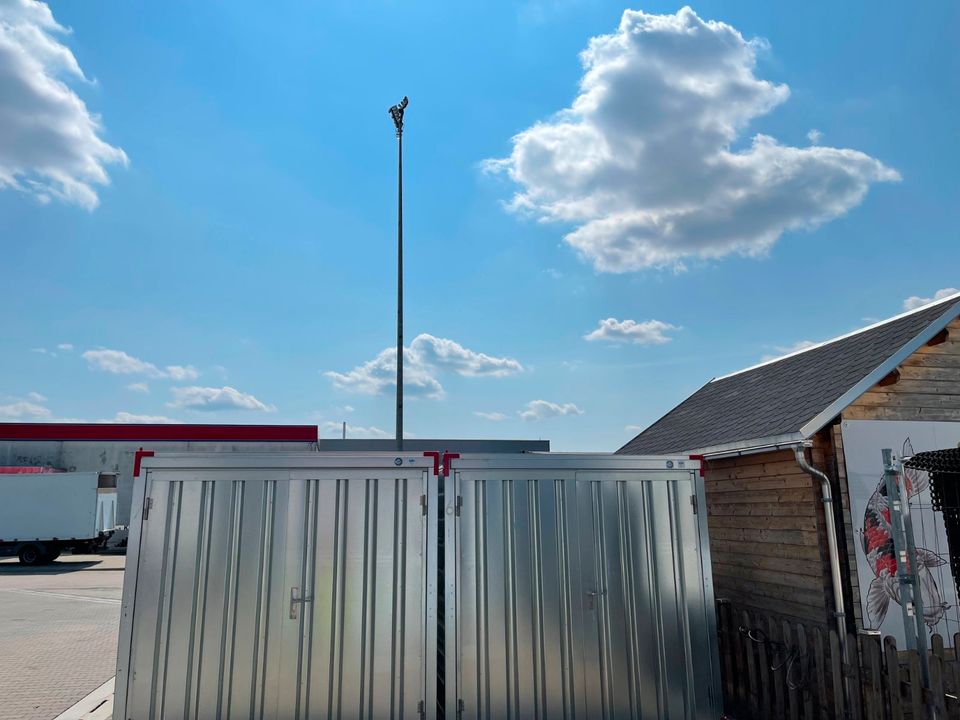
619;292;960;641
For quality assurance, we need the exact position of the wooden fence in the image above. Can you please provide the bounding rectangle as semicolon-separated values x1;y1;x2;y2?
716;600;960;719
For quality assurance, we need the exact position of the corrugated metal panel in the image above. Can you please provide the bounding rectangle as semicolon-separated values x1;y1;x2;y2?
96;492;117;533
116;460;429;720
115;452;719;720
449;462;720;719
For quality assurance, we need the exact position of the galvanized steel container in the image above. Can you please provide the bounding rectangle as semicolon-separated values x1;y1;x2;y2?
444;454;720;719
115;452;720;719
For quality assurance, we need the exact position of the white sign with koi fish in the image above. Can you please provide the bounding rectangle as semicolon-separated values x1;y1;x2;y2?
843;419;960;645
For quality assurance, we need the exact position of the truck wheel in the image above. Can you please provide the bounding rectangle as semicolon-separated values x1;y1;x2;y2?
17;544;46;566
45;547;61;562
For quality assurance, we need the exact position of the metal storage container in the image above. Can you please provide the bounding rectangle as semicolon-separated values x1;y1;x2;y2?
115;452;720;719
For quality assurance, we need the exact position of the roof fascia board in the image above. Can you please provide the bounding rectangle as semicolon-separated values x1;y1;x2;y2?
799;299;960;438
702;439;811;461
688;431;805;458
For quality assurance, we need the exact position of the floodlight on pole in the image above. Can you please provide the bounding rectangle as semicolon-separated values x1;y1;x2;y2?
389;96;408;450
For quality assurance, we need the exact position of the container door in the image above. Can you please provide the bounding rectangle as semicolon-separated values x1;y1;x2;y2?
121;467;430;720
122;470;297;719
282;469;430;719
575;472;717;719
452;470;590;719
451;469;717;720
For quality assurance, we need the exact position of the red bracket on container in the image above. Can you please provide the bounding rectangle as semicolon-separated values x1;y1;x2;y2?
688;454;706;477
422;451;460;476
423;451;441;476
441;452;460;476
133;448;154;477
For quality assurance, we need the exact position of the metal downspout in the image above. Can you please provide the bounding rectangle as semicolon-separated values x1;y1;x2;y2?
793;444;852;714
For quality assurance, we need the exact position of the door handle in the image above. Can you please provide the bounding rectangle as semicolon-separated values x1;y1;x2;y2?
290;586;313;620
585;588;606;609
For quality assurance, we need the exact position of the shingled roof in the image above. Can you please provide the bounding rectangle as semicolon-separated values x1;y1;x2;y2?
618;293;960;456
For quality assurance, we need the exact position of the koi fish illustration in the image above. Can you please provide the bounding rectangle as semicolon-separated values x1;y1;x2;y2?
861;438;949;629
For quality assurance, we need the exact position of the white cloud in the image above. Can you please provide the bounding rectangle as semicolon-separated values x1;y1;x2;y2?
807;129;823;145
625;424;644;432
485;7;899;272
520;399;584;421
320;421;390;439
0;0;127;209
585;318;677;345
761;339;818;362
325;334;523;399
31;347;48;354
83;349;159;375
325;346;444;399
412;334;523;377
57;343;73;351
126;382;149;393
0;400;51;419
168;386;275;412
82;349;199;380
475;411;509;421
0;393;183;424
109;412;181;424
164;365;200;381
903;288;959;311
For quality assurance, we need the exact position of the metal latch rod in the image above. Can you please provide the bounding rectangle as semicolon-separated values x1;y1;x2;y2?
289;586;313;620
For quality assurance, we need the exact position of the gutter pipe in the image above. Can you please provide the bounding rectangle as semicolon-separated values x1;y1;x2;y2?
793;444;851;715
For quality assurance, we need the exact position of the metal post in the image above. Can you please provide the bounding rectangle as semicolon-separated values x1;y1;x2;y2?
883;448;930;683
389;96;408;451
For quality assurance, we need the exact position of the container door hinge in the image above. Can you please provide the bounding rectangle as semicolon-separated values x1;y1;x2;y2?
142;497;153;520
455;495;463;516
458;699;465;718
417;699;425;718
690;494;698;514
420;494;427;515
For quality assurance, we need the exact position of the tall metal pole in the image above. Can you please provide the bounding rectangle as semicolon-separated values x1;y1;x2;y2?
389;97;408;451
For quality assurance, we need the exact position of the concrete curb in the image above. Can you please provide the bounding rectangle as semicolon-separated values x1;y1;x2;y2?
52;677;114;720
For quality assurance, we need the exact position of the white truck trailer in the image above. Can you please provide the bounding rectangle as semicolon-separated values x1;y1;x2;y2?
0;471;116;565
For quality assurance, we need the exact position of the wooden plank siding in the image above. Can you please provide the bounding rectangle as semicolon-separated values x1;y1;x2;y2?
837;316;960;630
703;318;959;638
704;449;831;625
844;317;960;422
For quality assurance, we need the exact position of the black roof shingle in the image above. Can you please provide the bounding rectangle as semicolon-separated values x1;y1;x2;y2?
618;296;960;455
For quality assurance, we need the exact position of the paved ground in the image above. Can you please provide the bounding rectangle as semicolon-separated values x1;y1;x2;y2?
0;554;124;720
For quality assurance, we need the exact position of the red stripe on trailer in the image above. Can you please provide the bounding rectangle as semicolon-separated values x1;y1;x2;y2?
0;466;62;473
0;423;318;442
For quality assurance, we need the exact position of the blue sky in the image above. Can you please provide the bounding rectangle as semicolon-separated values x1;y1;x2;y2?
0;0;957;449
